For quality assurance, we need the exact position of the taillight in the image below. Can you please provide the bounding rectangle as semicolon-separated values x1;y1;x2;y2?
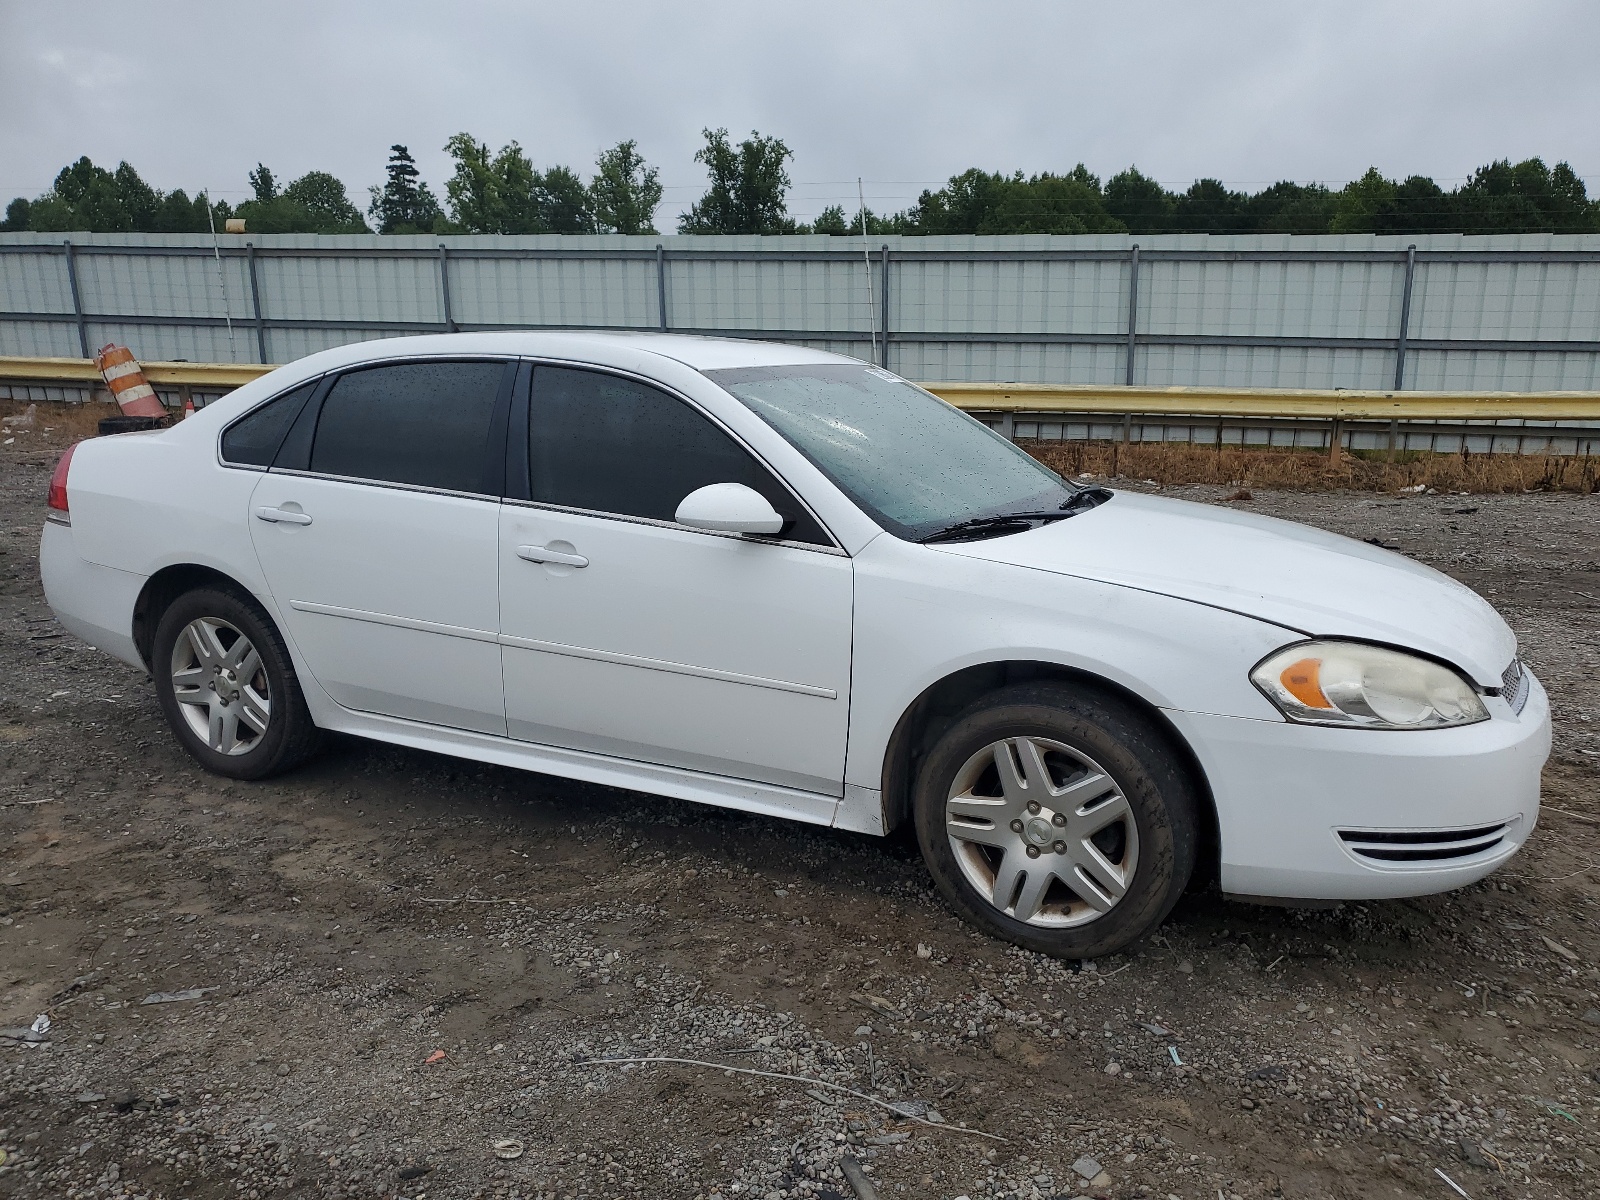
47;443;77;521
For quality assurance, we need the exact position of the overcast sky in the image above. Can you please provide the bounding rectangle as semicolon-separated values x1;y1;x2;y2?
3;0;1596;224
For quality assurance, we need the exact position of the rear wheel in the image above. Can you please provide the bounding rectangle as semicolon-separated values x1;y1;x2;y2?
913;683;1197;959
152;587;321;779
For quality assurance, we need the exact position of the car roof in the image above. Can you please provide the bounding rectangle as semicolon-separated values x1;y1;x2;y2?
283;331;859;375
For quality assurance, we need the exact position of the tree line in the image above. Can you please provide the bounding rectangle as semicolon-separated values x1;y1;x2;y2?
4;130;1597;237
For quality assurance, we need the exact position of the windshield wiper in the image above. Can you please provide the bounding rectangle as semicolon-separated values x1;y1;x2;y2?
1059;484;1113;511
919;511;1075;544
920;486;1115;544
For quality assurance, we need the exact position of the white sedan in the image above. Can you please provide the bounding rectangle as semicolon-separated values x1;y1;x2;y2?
40;333;1550;957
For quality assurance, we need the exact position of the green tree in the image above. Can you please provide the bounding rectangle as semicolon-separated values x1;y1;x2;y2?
235;168;368;233
679;128;795;234
809;204;851;235
888;166;1121;235
368;145;443;234
151;189;213;233
1243;181;1336;235
1103;168;1174;234
591;140;662;234
978;168;1124;235
0;156;229;233
442;133;504;233
248;163;277;203
492;142;545;233
2;197;31;231
1329;169;1451;234
897;168;1007;234
442;133;594;234
283;172;367;230
1171;178;1250;234
538;164;595;233
1453;158;1597;234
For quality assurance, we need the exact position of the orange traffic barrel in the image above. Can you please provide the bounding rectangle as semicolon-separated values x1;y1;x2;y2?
95;344;166;418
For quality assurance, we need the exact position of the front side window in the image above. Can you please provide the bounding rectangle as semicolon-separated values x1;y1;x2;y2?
706;363;1079;541
220;381;317;467
309;360;507;492
528;366;829;545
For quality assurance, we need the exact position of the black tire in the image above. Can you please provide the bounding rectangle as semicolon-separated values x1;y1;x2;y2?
151;586;322;780
912;682;1197;959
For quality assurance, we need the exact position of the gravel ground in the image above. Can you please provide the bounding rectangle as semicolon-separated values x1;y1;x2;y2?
2;444;1599;1200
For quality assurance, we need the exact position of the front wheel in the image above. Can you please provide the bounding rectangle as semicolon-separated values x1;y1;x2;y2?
912;683;1198;959
151;587;321;780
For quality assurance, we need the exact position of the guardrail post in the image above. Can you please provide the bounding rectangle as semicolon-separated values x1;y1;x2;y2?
246;243;268;364
656;243;669;332
879;245;891;369
1394;244;1417;389
1124;244;1141;386
438;245;456;333
63;240;90;358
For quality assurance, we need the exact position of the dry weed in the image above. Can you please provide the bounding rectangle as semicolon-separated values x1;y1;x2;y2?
0;398;124;451
1023;439;1600;494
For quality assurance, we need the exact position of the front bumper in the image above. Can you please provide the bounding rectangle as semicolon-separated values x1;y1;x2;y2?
1164;670;1551;900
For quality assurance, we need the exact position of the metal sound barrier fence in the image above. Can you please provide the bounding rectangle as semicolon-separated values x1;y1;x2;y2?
4;231;1600;390
5;231;1600;455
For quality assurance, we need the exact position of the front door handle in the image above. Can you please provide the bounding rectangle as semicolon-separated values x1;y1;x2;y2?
517;544;588;568
255;506;313;526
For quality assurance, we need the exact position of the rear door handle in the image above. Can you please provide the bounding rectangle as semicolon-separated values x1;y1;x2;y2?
254;506;313;526
517;544;588;568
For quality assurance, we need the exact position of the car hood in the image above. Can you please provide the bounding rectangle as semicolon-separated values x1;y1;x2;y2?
934;491;1516;687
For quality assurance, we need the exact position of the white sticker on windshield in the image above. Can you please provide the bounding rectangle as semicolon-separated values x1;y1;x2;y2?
864;366;902;383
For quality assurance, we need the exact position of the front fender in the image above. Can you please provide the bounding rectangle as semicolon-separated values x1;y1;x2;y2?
843;534;1292;792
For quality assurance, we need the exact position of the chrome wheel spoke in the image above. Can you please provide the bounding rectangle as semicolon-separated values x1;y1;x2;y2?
994;737;1054;805
230;643;262;682
990;853;1028;913
186;619;225;667
947;792;1010;821
1067;840;1131;912
1057;769;1115;809
238;687;271;736
1010;864;1056;923
1073;792;1133;839
208;705;234;753
946;814;1015;850
170;665;208;695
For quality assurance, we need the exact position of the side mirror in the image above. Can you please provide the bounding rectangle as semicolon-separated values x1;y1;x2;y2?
674;483;785;536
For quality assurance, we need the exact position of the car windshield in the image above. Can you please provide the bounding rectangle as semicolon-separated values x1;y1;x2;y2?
705;363;1080;541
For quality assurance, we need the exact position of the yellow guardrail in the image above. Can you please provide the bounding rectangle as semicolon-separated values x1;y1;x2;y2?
5;355;1600;420
926;381;1600;421
0;355;274;389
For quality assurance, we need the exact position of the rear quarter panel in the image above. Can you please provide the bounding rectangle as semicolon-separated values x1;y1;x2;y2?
64;421;272;631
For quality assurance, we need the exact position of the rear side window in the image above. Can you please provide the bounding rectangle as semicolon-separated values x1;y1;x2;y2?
528;366;829;545
220;382;316;467
310;361;506;493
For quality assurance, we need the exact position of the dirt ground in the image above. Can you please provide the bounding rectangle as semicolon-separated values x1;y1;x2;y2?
2;428;1599;1200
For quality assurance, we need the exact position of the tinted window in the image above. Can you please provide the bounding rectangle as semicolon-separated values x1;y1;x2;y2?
529;367;829;545
310;361;506;492
220;382;316;467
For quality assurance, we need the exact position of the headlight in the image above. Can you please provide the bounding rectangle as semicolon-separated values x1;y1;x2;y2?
1251;640;1488;730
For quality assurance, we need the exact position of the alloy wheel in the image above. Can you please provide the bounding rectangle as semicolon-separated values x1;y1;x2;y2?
944;736;1139;927
169;617;272;756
